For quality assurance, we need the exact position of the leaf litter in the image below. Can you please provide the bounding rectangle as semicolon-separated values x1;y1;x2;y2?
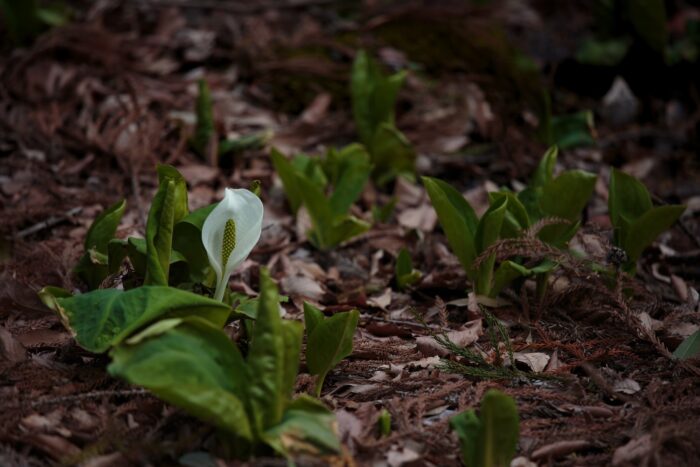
1;1;700;466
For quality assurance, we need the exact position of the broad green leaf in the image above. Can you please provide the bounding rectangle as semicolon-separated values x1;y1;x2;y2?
324;216;371;249
305;304;359;396
295;171;335;248
372;197;397;223
423;176;478;274
270;148;304;214
351;50;405;146
144;165;189;286
491;261;531;297
370;124;415;186
478;389;519;467
280;320;304;401
74;200;126;290
396;248;421;289
490;192;529;239
609;168;653;243
303;302;324;337
622;205;685;269
37;286;72;312
264;395;340;457
378;409;391;436
247;269;287;432
530;146;558;189
54;286;230;353
450;410;481;467
673;330;700;360
292;154;327;188
172;203;217;283
539;169;596;244
549;111;595;149
190;79;215;159
475;196;508;296
109;317;252;440
327;144;372;217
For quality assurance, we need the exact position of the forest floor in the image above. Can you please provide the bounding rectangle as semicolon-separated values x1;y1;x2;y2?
1;1;700;466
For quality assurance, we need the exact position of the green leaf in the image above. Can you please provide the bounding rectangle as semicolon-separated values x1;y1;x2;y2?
190;79;215;159
370;124;415;186
280;320;304;402
478;390;519;467
530;146;558;190
172;203;217;283
491;261;531;297
549;111;595;149
673;330;700;360
489;192;529;239
219;131;271;157
622;205;685;269
423;176;478;274
538;170;596;244
247;269;287;432
108;317;252;441
395;248;421;289
54;286;230;353
372;197;397;223
74;200;126;290
303;302;324;337
351;50;405;146
451;390;519;467
324;216;371;249
378;409;391;437
475;196;508;296
304;304;359;397
263;395;340;457
450;410;481;467
144;165;189;286
37;286;72;312
609;168;653;244
326;144;372;217
270;148;304;214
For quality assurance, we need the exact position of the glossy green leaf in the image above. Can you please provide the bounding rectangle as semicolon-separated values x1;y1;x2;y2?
326;144;372;217
247;269;288;432
608;168;653;243
264;395;340;457
490;192;530;239
270;148;304;214
109;317;252;440
423;176;478;274
54;286;230;353
219;131;271;157
475;196;508;296
172;203;217;283
623;205;685;269
530;146;557;189
673;330;700;360
304;304;359;396
144;165;189;286
74;199;126;290
451;410;481;467
538;170;596;244
451;389;519;467
37;286;72;313
396;248;421;289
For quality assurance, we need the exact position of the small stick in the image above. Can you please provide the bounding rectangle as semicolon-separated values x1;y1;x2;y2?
14;207;82;239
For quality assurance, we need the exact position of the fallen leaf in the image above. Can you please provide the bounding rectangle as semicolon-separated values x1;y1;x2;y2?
531;440;592;461
613;378;641;395
514;352;550;373
612;434;652;466
0;327;27;363
416;320;482;357
280;275;325;302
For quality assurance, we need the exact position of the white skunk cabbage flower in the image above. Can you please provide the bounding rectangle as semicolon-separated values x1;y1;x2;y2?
202;188;263;301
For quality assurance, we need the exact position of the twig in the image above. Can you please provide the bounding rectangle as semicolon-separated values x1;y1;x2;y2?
14;207;82;239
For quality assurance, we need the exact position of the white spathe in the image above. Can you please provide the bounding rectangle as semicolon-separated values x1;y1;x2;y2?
202;188;263;301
